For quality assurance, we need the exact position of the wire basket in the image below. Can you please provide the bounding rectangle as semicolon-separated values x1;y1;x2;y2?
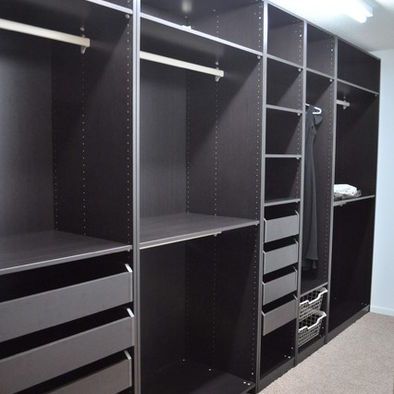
298;311;326;347
299;287;328;320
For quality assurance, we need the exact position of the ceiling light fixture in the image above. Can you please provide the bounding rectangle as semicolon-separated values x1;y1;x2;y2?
272;0;373;23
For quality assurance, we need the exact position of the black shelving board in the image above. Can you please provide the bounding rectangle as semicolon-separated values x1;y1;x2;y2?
0;231;131;276
140;213;259;249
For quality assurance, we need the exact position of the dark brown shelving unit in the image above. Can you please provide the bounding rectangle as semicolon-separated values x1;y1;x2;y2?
0;1;380;393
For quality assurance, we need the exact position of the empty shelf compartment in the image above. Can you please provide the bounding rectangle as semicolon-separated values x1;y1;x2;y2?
298;311;326;347
262;298;297;336
263;270;298;305
264;214;300;243
0;265;133;342
267;58;303;110
264;242;299;274
267;4;304;65
299;287;328;320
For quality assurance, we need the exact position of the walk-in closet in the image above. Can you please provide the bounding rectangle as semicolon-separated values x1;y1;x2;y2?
0;1;381;393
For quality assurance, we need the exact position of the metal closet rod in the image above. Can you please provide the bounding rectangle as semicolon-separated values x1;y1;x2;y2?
140;51;224;80
0;18;90;51
336;99;351;109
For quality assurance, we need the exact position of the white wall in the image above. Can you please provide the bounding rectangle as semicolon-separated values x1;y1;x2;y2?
371;49;394;316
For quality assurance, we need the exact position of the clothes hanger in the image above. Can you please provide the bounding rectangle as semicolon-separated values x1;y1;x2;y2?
306;103;322;115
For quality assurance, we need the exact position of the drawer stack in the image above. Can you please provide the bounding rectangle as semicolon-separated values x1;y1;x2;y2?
0;254;135;394
262;206;300;336
298;287;328;347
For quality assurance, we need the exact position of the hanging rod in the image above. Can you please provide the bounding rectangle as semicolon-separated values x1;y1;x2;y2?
0;18;90;52
336;99;351;109
140;51;224;80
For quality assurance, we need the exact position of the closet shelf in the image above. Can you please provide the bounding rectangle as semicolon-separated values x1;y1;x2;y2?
0;231;131;276
265;198;301;207
306;67;334;80
266;104;303;115
85;0;133;14
141;12;263;60
333;195;375;207
267;53;303;70
0;0;133;18
140;213;259;249
145;361;255;394
337;78;379;96
266;154;302;160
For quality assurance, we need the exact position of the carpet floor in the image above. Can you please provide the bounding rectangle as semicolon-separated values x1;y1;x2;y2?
260;313;394;394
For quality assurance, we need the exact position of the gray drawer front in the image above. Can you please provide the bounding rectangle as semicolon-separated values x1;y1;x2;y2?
262;299;297;336
264;214;299;243
264;243;299;274
263;271;298;305
50;357;133;394
0;270;133;342
0;316;134;394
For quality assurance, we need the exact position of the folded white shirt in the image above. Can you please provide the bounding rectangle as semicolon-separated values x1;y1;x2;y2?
334;184;359;197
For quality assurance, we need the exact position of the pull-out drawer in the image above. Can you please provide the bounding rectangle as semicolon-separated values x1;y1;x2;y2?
0;266;133;342
0;315;134;393
263;243;299;274
262;299;297;336
264;214;299;243
50;354;133;394
263;271;298;305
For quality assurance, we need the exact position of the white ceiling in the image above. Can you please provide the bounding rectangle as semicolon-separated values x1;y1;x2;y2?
269;0;394;52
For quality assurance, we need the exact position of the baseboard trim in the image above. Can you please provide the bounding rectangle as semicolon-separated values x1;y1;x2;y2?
370;305;394;316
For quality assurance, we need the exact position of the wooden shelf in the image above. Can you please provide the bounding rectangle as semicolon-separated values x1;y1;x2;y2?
337;79;379;96
267;53;303;70
265;198;301;207
141;12;263;60
307;68;334;80
0;231;131;276
140;213;259;249
333;195;375;207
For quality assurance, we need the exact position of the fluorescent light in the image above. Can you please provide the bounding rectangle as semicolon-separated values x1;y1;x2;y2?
271;0;373;23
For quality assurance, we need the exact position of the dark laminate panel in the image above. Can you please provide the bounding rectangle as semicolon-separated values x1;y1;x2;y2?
0;32;53;237
307;25;335;77
335;83;379;195
0;231;130;275
338;40;380;92
267;5;304;66
141;213;258;248
187;230;259;381
85;15;132;243
140;245;186;389
140;62;187;217
216;57;262;219
52;44;84;235
192;2;263;52
187;74;216;215
329;200;375;331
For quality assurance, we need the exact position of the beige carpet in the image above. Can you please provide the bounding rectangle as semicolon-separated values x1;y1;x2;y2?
260;313;394;394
